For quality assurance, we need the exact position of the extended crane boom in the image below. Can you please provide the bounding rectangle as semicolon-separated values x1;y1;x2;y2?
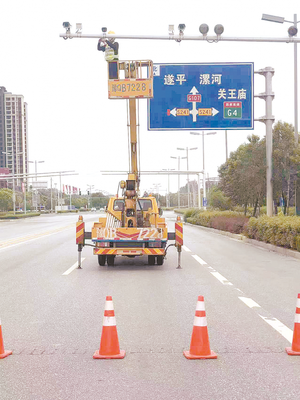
76;59;183;267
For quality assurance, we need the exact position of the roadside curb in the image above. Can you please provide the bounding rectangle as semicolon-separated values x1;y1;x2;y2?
184;222;300;261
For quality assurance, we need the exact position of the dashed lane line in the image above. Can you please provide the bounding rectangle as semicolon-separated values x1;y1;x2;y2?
238;296;261;308
210;271;233;286
182;245;191;252
62;259;86;275
192;254;207;265
192;252;293;344
258;315;293;343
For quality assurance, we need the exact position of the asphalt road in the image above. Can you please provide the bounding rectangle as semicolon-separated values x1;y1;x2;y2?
1;211;300;400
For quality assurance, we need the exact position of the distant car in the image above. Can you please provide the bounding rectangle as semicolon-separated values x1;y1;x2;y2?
91;207;96;212
99;207;105;212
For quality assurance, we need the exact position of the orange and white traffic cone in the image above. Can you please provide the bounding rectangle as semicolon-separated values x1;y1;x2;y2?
286;293;300;355
0;319;12;359
184;296;217;360
93;296;125;359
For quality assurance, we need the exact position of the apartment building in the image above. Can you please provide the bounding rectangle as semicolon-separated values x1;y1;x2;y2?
0;86;28;189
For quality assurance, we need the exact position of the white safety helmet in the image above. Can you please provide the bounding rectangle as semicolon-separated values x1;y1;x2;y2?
108;31;115;43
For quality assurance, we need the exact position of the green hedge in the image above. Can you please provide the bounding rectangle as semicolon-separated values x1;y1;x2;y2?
174;208;187;215
0;212;40;219
57;210;78;214
245;215;300;250
186;210;247;230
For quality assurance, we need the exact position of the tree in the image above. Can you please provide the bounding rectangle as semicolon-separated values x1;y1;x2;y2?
208;186;231;210
90;192;110;208
218;134;266;215
0;189;13;211
272;121;300;214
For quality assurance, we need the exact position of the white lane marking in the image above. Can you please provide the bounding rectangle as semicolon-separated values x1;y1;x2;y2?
192;255;207;265
191;251;293;343
235;288;243;293
259;315;293;343
239;297;261;308
210;271;233;285
62;259;85;275
182;245;191;252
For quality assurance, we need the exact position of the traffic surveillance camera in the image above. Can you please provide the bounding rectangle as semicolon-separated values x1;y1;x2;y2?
63;22;71;29
288;26;298;37
102;27;107;33
178;24;186;33
214;24;224;35
199;24;209;35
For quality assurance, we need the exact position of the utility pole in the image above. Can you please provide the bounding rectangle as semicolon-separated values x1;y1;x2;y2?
255;67;275;217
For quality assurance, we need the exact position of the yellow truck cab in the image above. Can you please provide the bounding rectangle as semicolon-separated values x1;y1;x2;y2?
91;194;168;266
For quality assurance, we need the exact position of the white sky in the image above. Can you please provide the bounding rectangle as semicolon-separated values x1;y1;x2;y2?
2;0;299;196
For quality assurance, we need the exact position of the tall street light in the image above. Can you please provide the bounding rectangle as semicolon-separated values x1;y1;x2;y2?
162;168;175;207
2;150;24;214
190;131;217;209
170;155;187;208
29;160;45;181
87;184;94;209
262;13;299;142
29;160;45;211
2;151;16;214
176;147;198;208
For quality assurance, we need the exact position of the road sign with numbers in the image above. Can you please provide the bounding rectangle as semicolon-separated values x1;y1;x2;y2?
148;63;254;130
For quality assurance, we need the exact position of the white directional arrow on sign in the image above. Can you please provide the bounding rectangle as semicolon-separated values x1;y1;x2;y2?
212;108;219;116
167;105;219;120
190;86;199;95
170;108;177;117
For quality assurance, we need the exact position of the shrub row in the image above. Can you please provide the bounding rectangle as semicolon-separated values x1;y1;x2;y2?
186;210;249;234
57;210;78;214
184;208;300;251
0;212;40;219
245;215;300;251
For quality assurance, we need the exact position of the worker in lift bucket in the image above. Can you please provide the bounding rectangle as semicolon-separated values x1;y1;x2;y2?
97;31;119;61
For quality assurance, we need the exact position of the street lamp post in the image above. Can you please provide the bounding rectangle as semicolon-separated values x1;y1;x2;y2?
150;183;162;205
162;168;175;207
2;151;16;214
87;185;94;209
2;150;25;214
29;160;45;211
190;131;217;209
170;155;186;208
262;13;299;142
225;130;228;161
177;147;198;208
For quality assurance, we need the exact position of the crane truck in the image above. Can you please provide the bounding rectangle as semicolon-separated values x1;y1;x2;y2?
76;58;183;267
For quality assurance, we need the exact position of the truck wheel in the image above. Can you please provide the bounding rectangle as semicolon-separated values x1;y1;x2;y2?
156;256;164;265
148;255;155;265
98;255;106;266
107;256;115;266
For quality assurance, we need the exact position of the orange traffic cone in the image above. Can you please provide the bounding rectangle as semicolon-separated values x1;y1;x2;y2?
0;319;12;359
93;296;125;359
286;293;300;355
184;296;217;360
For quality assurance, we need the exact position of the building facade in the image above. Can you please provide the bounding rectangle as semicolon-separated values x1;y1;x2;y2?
0;86;28;189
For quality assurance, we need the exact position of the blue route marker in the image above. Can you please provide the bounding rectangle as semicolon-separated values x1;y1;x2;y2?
147;63;254;131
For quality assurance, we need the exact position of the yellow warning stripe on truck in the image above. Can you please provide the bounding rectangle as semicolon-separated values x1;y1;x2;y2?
94;248;165;256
